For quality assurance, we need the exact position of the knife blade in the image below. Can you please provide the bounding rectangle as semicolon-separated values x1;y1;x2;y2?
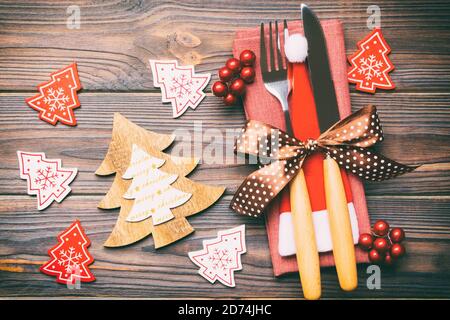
302;4;358;291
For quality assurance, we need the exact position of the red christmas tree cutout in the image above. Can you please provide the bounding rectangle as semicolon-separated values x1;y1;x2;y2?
188;225;246;287
40;220;95;285
17;151;77;210
26;63;82;125
348;28;395;93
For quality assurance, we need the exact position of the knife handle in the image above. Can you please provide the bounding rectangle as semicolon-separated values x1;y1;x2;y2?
290;169;321;300
323;155;358;291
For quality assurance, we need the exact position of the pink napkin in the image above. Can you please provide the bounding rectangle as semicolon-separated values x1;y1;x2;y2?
233;20;370;276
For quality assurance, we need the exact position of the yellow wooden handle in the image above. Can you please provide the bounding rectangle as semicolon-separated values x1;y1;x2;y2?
290;169;321;300
323;156;358;291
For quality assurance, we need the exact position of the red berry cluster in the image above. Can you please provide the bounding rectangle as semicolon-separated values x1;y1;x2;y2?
212;50;256;106
358;220;406;266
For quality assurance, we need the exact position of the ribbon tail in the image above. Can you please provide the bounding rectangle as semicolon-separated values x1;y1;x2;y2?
325;145;419;182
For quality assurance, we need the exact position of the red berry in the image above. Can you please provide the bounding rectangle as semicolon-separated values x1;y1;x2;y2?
240;66;256;83
229;78;246;96
223;93;237;106
226;58;241;74
212;81;228;97
373;237;390;253
358;233;373;251
389;227;405;243
239;50;256;66
373;220;390;236
384;253;394;265
368;249;384;264
219;67;233;82
390;243;406;258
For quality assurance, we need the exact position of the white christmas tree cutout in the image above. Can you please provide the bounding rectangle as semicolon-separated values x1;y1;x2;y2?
150;60;211;118
189;225;246;287
17;151;77;210
122;144;192;225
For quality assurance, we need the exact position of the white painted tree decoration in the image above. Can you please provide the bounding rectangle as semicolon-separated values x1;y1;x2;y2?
122;144;192;225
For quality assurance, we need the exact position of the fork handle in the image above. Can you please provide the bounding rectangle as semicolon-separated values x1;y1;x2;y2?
290;169;322;300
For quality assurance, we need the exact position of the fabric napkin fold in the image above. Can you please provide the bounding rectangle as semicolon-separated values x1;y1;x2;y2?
233;20;370;276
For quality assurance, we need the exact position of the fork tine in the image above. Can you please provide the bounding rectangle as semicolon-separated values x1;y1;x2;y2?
269;21;275;71
283;19;289;69
260;23;268;73
283;19;289;38
275;21;284;70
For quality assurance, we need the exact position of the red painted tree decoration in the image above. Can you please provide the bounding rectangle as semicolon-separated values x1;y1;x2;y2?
150;60;211;118
40;220;95;285
26;63;82;125
17;151;77;210
188;225;246;287
348;28;395;93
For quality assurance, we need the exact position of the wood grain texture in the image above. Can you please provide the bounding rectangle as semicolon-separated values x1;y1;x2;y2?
0;1;449;92
0;0;449;299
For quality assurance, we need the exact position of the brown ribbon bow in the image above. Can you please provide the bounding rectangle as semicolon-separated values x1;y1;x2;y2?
231;105;419;217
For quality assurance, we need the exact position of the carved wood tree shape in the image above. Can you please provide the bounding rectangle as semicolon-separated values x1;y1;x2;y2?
97;113;224;248
96;112;198;209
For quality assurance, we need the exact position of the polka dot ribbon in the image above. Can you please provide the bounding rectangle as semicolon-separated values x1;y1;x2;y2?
231;105;419;217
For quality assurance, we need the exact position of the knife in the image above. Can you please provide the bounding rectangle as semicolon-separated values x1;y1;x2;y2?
302;4;358;291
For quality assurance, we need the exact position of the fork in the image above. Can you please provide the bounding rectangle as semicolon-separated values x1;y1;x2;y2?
260;20;293;135
260;20;322;300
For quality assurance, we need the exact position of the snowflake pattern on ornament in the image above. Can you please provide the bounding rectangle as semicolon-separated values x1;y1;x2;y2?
189;225;246;287
358;54;384;80
40;220;95;285
26;63;82;126
209;248;233;270
44;87;70;112
35;167;59;190
58;247;82;273
150;60;211;118
348;28;395;93
171;74;193;98
17;151;77;210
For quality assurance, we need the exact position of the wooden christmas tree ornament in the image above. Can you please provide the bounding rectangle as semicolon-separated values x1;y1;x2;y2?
96;113;199;209
104;145;225;248
96;115;224;248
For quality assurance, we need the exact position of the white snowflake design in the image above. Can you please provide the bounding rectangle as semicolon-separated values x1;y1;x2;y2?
358;54;384;80
170;74;193;99
44;87;69;112
34;166;58;190
58;247;82;273
209;248;232;270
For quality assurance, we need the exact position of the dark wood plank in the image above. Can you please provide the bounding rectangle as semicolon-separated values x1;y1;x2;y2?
0;195;449;298
0;0;449;91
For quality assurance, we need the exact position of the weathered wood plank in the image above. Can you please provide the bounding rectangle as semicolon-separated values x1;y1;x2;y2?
0;195;449;298
0;93;448;196
0;0;449;91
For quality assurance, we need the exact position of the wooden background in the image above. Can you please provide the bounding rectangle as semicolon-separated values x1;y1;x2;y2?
0;0;449;299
